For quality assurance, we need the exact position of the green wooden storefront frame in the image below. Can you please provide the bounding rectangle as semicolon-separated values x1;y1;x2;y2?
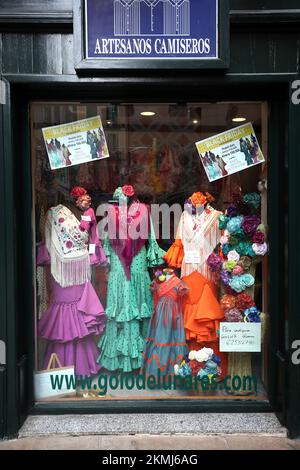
1;71;298;438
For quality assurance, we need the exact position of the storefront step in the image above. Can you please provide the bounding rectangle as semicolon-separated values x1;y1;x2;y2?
18;413;286;438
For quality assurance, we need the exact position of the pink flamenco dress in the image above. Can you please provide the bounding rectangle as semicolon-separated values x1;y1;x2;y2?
37;204;107;378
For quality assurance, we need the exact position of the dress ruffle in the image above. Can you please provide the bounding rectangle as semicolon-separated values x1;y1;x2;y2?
98;320;145;372
182;271;224;344
147;240;166;267
163;238;184;268
38;281;106;342
43;337;102;378
104;270;153;322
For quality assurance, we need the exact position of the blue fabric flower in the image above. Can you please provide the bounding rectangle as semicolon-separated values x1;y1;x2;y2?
244;306;261;322
241;273;255;287
226;216;244;234
212;354;221;365
221;243;231;256
229;276;246;293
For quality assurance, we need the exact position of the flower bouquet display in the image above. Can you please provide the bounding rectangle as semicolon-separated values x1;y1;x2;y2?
206;192;268;396
220;293;261;323
174;347;222;395
206;192;268;295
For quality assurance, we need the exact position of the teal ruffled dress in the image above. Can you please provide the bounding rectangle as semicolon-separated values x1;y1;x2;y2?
97;221;165;372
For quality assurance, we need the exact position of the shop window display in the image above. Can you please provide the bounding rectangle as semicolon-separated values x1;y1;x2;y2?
32;101;268;401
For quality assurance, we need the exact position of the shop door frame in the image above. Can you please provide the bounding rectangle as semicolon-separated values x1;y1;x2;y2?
0;73;293;437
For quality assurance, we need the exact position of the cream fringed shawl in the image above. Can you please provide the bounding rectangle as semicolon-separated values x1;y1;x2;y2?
176;206;222;279
45;204;91;287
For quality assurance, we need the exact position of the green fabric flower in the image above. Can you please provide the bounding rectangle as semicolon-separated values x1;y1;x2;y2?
243;193;261;211
218;214;229;230
225;260;237;272
234;229;248;242
228;235;238;246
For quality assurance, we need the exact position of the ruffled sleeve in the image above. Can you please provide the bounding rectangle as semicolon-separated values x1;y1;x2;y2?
36;243;50;266
147;218;166;267
163;238;184;268
163;212;184;268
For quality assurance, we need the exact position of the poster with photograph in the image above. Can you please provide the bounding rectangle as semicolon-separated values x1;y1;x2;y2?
195;123;265;182
42;116;109;170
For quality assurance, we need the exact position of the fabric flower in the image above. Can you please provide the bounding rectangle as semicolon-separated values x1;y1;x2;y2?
220;235;229;245
238;256;252;271
220;295;236;311
227;250;240;262
234;229;248;242
194;348;214;363
228;235;238;246
242;215;261;236
188;351;197;361
190;192;207;207
207;253;223;272
227;216;244;234
243;193;261;211
218;214;229;230
189;360;204;376
232;265;244;276
212;354;221;366
224;260;237;272
235;293;255;310
223;285;239;296
235;200;251;215
244;307;261;323
70;186;87;198
241;273;255;287
221;244;231;257
226;204;237;218
220;269;231;286
257;223;266;233
122;185;135;197
252;231;265;244
252;242;268;256
225;308;244;322
229;276;247;293
113;186;128;202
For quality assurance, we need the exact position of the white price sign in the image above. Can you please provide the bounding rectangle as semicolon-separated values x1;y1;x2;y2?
219;322;261;352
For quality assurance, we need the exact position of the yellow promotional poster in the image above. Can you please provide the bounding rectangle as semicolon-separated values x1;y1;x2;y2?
195;123;265;182
42;116;110;170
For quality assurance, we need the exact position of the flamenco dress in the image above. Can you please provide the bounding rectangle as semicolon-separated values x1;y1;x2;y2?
97;199;165;372
37;205;107;378
142;274;189;378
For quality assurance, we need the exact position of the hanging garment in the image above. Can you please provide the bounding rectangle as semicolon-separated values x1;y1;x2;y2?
164;205;222;280
97;194;165;372
142;274;189;378
37;205;107;377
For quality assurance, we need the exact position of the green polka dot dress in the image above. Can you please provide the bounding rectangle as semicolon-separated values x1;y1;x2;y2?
97;227;165;372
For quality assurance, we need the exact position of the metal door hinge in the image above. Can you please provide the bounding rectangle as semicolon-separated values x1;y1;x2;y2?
0;340;6;365
0;80;6;105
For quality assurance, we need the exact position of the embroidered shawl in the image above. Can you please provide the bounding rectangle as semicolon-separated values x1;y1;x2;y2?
45;204;90;287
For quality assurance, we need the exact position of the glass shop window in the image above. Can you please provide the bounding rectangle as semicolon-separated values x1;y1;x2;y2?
31;101;269;402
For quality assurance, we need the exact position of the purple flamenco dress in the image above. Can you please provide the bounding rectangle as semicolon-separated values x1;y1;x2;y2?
37;205;107;378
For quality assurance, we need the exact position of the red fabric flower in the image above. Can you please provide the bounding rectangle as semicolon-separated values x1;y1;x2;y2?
189;360;204;376
235;293;255;310
122;185;135;197
70;186;87;198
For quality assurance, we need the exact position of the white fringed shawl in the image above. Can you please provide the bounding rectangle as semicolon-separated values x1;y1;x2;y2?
45;205;91;287
177;206;222;279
